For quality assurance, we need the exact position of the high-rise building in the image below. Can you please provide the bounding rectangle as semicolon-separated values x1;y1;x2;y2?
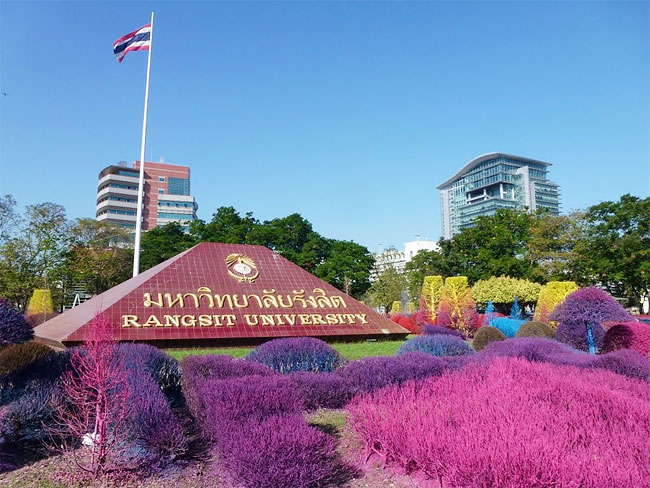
96;161;198;231
438;153;560;239
371;239;440;280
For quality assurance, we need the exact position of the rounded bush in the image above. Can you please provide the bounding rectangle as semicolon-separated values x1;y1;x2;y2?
421;324;465;339
0;299;33;346
603;321;650;357
289;371;352;410
491;317;526;338
0;341;54;375
472;326;506;351
349;357;650;487
479;337;574;362
247;337;344;373
555;322;606;352
341;353;447;394
590;349;650;383
396;335;473;357
549;287;632;328
515;321;555;339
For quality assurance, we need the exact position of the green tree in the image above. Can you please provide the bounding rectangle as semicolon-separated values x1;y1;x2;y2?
0;202;69;309
56;219;133;297
190;206;259;243
364;265;408;311
527;213;577;282
314;239;374;298
0;194;20;244
573;194;650;307
140;222;197;270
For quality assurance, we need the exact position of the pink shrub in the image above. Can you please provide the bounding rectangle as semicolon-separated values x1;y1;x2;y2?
349;358;650;487
603;321;650;358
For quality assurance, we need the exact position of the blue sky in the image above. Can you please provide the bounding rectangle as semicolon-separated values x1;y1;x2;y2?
1;1;648;252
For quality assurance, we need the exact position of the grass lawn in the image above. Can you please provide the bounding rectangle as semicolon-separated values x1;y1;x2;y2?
166;338;410;362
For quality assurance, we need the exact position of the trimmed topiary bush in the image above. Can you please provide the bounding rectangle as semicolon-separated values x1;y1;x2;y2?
471;276;542;309
289;371;352;411
390;301;402;315
247;337;344;374
534;281;579;322
0;299;33;346
216;414;340;488
549;287;633;329
590;349;650;383
515;321;555;339
341;353;447;394
603;321;650;358
479;337;574;362
349;358;650;487
26;289;53;318
397;334;473;357
555;321;606;352
0;341;54;375
472;326;506;351
421;324;466;339
491;317;526;338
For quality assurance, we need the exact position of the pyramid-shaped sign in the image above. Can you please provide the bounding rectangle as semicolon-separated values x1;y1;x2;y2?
35;243;408;347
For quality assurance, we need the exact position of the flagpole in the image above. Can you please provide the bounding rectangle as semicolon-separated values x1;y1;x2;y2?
133;11;154;277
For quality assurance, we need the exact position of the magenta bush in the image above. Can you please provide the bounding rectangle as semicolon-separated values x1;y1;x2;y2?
180;355;274;422
247;337;344;373
0;299;33;346
603;321;650;357
127;371;186;461
200;375;302;441
341;352;447;394
217;414;339;488
349;357;650;487
421;324;466;339
289;372;352;410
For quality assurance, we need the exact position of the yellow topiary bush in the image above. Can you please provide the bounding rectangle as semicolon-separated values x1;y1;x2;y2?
390;301;402;315
420;276;444;323
471;276;542;307
27;289;54;317
534;281;579;323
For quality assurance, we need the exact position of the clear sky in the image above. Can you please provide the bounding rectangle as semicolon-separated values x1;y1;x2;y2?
1;1;648;252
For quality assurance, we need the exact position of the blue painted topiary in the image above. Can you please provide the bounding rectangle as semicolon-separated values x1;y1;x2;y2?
491;317;526;338
396;335;473;358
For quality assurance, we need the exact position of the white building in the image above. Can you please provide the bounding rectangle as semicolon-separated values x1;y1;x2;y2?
372;239;440;280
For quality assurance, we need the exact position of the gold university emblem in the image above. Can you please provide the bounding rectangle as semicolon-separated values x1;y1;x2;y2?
225;254;259;283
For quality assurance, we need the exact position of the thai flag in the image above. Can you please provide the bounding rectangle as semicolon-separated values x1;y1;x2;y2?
113;23;151;63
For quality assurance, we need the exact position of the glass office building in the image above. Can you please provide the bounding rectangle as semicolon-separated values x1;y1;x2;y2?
438;153;560;239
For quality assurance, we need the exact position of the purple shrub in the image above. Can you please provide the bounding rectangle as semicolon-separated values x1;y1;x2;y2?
217;414;339;488
180;355;274;422
555;321;606;352
247;337;344;373
349;358;650;487
479;337;575;362
396;334;473;357
115;343;182;404
421;324;466;339
289;372;352;410
549;286;633;328
341;353;447;394
201;375;302;441
590;349;650;383
127;371;186;461
0;299;33;346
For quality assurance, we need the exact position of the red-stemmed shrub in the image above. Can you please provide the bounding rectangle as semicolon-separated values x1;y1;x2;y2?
289;372;352;410
349;357;650;487
603;321;650;358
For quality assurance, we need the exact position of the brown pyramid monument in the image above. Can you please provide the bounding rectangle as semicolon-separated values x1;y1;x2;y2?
35;243;408;348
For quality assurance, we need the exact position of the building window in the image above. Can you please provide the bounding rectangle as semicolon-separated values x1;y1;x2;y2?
168;177;190;195
158;176;165;182
158;189;164;194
